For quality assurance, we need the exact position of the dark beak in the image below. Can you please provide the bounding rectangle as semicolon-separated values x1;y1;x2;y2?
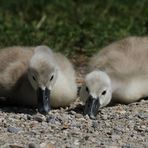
37;87;51;114
84;95;100;119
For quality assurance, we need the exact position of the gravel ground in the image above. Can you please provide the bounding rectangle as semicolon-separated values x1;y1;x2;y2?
0;99;147;148
0;56;148;148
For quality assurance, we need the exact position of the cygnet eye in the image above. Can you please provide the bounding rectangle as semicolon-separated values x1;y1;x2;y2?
32;76;36;81
50;75;54;81
86;86;89;93
102;90;106;95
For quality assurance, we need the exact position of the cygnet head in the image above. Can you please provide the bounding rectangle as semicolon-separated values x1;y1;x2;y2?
80;70;112;119
28;45;58;114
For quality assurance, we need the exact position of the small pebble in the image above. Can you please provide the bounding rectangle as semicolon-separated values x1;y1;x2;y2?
7;126;21;133
138;112;148;119
27;114;33;120
75;113;83;118
46;116;55;124
92;121;98;128
70;110;76;115
33;114;46;122
28;143;40;148
101;115;108;120
40;142;55;148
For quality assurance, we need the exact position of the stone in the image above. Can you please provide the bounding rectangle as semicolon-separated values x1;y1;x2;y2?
7;126;21;133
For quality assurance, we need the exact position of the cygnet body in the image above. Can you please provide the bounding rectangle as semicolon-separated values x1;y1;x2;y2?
80;37;148;118
0;46;77;113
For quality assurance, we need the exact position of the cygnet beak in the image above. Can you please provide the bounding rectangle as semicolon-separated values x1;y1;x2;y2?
37;87;51;114
84;95;100;119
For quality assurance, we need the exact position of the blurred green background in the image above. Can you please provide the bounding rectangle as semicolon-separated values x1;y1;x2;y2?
0;0;148;56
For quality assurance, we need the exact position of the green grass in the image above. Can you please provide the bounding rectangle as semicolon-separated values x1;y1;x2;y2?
0;0;148;56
